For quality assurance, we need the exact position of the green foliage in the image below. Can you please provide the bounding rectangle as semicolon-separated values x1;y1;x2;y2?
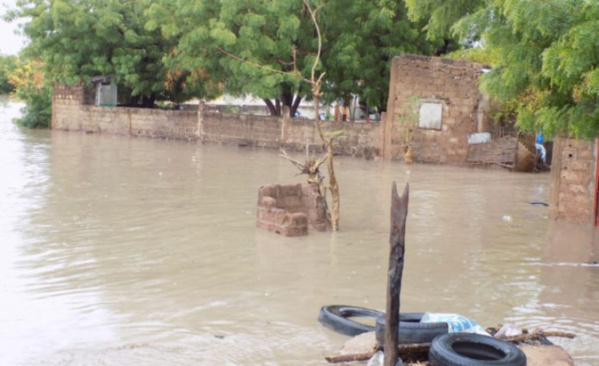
455;0;599;139
147;0;312;115
397;96;420;151
445;48;500;66
148;0;445;114
9;60;52;128
7;0;460;118
7;0;192;106
0;55;18;94
405;0;485;41
319;0;444;109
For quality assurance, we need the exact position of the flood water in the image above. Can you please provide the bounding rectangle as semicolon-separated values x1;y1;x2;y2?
1;99;598;365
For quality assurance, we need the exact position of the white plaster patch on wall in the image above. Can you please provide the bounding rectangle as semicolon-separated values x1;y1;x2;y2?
419;102;443;130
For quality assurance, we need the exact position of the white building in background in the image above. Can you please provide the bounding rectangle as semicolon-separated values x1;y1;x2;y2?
206;94;379;122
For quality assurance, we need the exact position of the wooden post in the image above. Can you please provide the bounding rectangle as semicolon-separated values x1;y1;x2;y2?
384;182;409;366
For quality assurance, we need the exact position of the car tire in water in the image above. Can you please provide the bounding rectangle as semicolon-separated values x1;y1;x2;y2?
374;314;449;346
318;305;449;343
318;305;384;336
429;333;527;366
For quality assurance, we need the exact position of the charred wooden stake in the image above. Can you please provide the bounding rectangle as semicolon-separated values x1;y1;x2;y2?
385;182;409;366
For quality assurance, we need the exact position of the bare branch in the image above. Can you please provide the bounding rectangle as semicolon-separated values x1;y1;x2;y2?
313;153;328;170
279;149;328;182
279;149;309;171
302;0;323;85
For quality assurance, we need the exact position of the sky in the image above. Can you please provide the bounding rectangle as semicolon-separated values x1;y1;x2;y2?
0;0;27;55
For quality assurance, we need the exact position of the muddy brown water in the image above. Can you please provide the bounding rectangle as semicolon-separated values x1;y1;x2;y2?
1;100;598;365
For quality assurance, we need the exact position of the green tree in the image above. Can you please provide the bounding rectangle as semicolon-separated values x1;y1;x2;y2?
147;0;446;116
319;0;445;111
453;0;599;138
0;55;18;95
9;59;52;128
8;0;190;107
147;0;314;116
405;0;485;41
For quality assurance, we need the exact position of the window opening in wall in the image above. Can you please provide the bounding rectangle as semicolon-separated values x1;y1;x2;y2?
419;102;443;130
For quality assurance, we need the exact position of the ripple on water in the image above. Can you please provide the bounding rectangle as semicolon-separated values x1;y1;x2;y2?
1;101;599;365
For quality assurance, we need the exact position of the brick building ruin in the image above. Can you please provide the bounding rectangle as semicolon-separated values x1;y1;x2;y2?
382;54;490;164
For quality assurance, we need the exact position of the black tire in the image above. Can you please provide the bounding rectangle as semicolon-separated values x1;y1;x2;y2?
318;305;384;336
429;333;527;366
318;305;448;341
375;314;449;346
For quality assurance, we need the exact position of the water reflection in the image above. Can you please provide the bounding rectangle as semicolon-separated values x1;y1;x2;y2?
1;100;598;365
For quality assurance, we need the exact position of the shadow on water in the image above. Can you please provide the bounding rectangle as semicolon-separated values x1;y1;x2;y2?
1;100;598;365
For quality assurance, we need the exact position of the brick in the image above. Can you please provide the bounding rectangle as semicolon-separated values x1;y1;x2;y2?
566;161;592;172
560;170;591;183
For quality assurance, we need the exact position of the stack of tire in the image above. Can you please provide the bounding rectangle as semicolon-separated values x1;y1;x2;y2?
318;305;527;366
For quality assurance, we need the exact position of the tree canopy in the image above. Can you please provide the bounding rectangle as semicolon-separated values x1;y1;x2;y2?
8;0;599;136
405;0;485;41
0;55;18;95
319;0;446;110
466;0;599;138
146;0;309;115
9;59;52;128
8;0;452;115
8;0;191;107
408;0;599;139
147;0;447;115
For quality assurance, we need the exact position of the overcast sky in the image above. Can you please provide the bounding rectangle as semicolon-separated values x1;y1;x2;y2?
0;0;27;55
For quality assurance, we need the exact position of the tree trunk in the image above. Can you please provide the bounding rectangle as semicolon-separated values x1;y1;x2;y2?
327;139;340;231
262;90;303;117
291;94;302;117
314;93;321;121
313;92;339;231
263;98;279;116
435;39;452;56
142;94;156;108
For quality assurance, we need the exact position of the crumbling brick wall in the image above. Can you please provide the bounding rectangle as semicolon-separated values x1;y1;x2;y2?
383;54;488;164
549;137;596;223
257;183;329;236
52;87;380;157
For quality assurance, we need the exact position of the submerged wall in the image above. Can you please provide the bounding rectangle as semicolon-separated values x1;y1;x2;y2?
549;137;596;224
52;84;380;158
256;183;329;236
53;84;198;139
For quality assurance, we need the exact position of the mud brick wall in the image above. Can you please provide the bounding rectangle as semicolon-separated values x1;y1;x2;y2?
52;85;380;157
52;84;86;131
383;54;486;164
52;85;198;139
200;107;282;148
284;119;380;158
126;108;197;139
300;183;330;231
257;184;309;236
549;137;596;223
256;183;329;236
